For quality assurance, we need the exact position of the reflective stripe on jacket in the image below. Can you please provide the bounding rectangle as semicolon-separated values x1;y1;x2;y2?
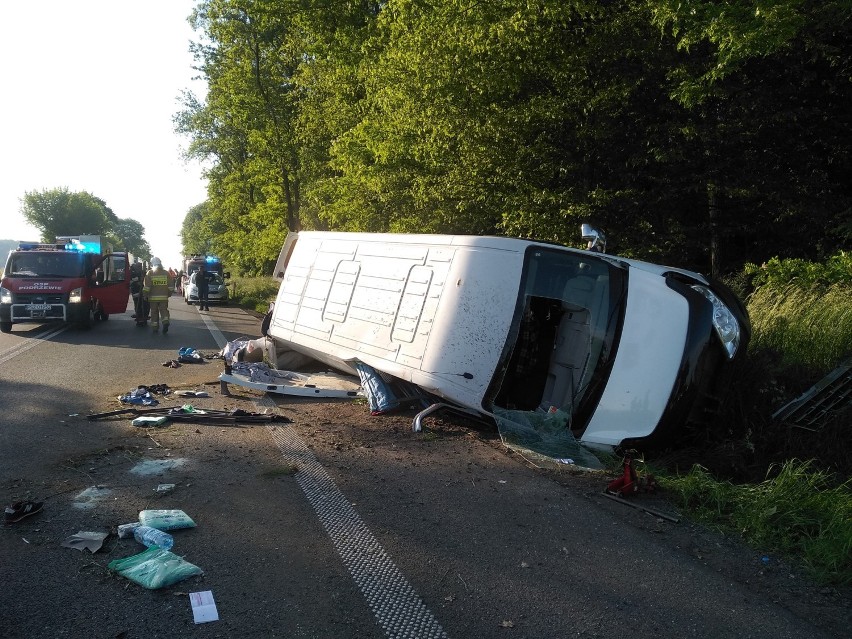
143;267;172;301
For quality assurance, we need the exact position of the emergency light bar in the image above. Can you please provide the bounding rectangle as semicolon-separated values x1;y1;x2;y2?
56;235;101;254
16;241;75;251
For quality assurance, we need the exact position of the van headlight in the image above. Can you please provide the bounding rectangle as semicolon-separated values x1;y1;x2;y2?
0;287;11;304
691;285;741;358
69;287;83;303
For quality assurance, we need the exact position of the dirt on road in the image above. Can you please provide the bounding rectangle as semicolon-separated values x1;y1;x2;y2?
2;359;849;638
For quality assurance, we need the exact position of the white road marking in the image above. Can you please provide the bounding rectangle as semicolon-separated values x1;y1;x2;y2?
197;308;227;349
267;420;449;639
0;325;68;365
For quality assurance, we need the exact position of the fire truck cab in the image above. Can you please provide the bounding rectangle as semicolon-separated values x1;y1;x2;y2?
0;235;132;333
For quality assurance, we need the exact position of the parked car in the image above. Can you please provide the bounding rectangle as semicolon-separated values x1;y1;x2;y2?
184;271;229;306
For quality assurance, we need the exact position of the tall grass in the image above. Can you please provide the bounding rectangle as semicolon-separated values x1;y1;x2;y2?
747;282;852;372
228;276;279;314
663;460;852;585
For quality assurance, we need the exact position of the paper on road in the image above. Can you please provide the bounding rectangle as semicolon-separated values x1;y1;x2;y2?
189;590;219;624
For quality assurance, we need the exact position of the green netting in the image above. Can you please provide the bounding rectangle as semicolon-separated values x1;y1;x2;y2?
492;407;604;469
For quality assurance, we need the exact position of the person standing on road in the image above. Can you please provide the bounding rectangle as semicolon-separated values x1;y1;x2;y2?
196;263;211;311
143;257;174;334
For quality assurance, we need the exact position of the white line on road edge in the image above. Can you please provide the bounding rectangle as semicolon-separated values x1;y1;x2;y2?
198;310;228;349
267;421;449;639
0;326;68;365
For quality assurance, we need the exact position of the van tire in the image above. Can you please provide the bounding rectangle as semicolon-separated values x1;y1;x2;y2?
0;321;11;333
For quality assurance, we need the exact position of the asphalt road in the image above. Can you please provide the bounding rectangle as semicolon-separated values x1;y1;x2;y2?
0;296;847;638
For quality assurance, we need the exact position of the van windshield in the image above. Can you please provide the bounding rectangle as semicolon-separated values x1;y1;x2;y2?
490;246;626;431
5;252;87;278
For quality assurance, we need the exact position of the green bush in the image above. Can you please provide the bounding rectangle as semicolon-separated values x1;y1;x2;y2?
744;251;852;290
229;276;279;314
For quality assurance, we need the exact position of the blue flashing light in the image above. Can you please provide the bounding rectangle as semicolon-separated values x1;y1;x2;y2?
205;255;221;264
64;239;101;254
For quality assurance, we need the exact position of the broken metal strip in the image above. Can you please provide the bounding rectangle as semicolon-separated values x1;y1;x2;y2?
218;372;365;399
602;492;681;523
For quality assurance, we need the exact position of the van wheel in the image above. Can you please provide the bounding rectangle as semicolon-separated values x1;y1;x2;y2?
0;321;11;333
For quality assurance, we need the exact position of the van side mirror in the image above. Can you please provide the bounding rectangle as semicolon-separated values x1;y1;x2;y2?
581;224;607;253
223;271;231;279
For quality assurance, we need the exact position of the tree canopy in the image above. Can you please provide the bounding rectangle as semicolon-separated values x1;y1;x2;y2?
178;0;852;276
20;187;152;259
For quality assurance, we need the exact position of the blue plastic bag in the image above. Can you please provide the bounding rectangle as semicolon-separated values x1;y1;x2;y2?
178;347;203;363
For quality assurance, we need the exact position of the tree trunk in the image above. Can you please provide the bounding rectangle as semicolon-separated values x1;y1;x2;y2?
708;181;720;278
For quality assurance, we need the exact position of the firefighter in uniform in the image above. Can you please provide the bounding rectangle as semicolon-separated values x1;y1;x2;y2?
143;257;174;334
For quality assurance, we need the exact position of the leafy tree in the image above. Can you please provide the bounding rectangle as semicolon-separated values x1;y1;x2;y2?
109;218;151;259
649;0;852;271
21;187;113;241
177;0;304;274
177;0;852;276
180;201;213;256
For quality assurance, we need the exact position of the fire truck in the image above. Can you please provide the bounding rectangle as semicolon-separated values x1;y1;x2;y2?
0;235;132;333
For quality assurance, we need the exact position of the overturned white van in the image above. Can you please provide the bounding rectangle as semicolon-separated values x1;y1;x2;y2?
267;230;749;451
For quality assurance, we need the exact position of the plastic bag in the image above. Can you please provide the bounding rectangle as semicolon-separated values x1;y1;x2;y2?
178;347;203;363
108;547;202;589
131;415;170;427
139;509;196;530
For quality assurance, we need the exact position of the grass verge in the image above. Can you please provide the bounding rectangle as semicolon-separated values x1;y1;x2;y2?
661;460;852;586
228;276;279;314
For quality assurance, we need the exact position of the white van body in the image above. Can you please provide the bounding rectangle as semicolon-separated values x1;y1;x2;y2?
268;232;748;450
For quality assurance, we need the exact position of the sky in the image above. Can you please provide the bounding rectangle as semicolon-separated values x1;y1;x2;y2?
0;1;207;270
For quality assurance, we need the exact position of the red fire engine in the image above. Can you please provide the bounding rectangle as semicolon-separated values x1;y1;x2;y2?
0;235;132;333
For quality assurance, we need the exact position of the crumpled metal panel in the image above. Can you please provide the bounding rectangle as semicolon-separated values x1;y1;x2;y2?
772;357;852;431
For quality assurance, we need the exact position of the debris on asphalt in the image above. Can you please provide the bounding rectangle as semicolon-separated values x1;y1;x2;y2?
4;500;44;524
132;415;170;427
190;590;220;624
139;509;196;531
117;522;142;539
178;347;204;363
601;492;681;523
118;387;160;406
89;405;291;425
61;531;109;553
108;547;203;589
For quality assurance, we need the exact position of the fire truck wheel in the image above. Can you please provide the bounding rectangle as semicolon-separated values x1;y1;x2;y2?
0;321;11;333
79;308;94;330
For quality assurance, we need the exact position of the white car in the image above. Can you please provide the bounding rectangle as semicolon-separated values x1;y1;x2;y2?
184;271;229;306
